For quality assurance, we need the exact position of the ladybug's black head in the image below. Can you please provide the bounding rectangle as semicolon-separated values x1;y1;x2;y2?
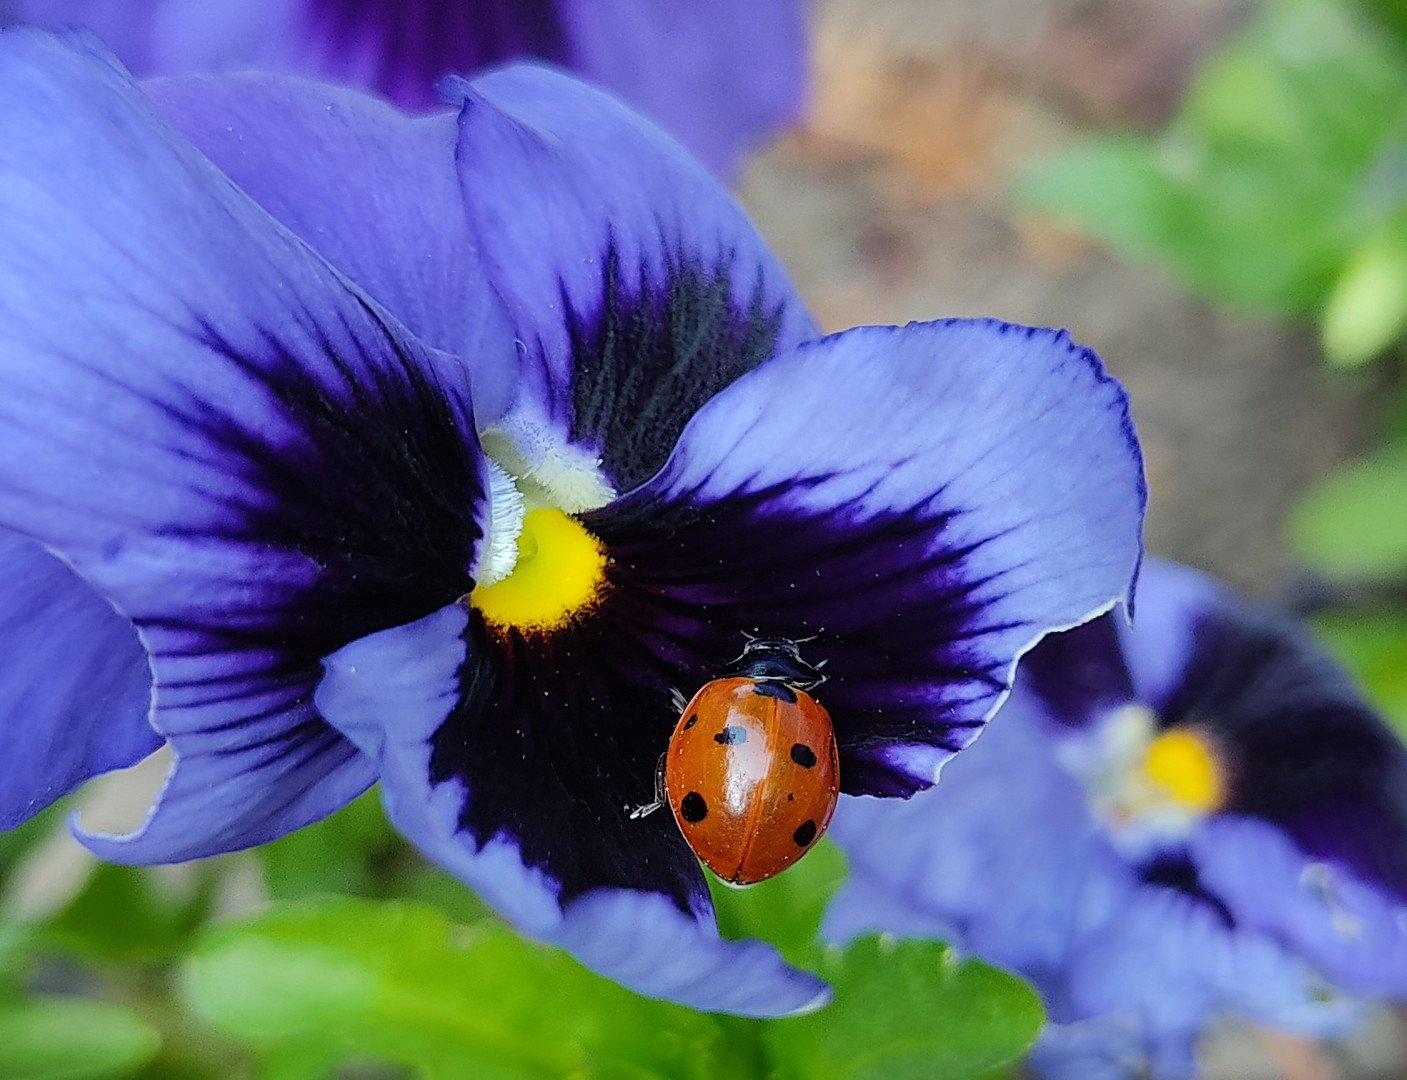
722;636;827;691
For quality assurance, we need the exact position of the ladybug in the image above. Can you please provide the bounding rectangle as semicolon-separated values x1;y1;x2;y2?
662;637;840;885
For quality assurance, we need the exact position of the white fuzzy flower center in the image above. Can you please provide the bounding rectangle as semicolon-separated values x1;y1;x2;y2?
470;426;617;633
1061;704;1225;856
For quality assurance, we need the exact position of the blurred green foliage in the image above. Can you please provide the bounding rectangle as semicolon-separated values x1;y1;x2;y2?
1289;438;1407;581
1313;609;1407;737
0;996;161;1080
0;795;1041;1080
184;897;748;1080
1291;438;1407;740
1021;0;1407;366
1019;0;1407;740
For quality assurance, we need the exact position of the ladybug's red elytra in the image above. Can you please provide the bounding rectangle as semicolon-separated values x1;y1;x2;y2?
663;637;840;885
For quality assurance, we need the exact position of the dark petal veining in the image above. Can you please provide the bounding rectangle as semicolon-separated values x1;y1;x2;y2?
592;318;1145;795
448;64;815;484
316;603;829;1016
565;241;787;494
0;30;485;857
428;607;710;915
145;70;519;426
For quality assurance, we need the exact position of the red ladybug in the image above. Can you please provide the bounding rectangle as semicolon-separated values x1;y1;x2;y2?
663;637;840;885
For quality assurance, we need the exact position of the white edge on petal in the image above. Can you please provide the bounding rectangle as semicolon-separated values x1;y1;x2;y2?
927;592;1137;789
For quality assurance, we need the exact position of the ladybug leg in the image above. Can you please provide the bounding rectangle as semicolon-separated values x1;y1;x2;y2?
669;686;689;714
627;752;667;820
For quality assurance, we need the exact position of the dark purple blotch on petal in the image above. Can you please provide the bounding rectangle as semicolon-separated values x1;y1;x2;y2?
1138;851;1236;929
425;482;1022;909
1160;604;1407;901
566;240;786;493
307;0;569;109
428;610;711;916
589;489;1019;797
1018;613;1136;729
155;320;483;709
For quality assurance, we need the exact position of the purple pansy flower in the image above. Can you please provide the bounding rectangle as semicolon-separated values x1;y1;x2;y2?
826;558;1407;1076
0;28;1144;1014
2;0;804;176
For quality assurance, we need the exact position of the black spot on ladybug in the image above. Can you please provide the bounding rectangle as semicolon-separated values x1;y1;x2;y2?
787;793;794;802
790;743;817;768
680;792;708;823
793;819;817;847
751;680;797;703
714;724;748;745
682;714;698;730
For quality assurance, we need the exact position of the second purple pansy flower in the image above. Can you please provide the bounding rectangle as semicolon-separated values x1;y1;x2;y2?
5;0;806;176
0;29;1144;1013
827;559;1407;1075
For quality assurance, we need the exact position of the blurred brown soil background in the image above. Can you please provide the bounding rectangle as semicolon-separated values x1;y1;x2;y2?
741;0;1390;601
736;1;1407;1077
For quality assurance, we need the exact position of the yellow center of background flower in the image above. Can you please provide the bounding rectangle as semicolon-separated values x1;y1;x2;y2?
1139;728;1224;813
471;508;607;632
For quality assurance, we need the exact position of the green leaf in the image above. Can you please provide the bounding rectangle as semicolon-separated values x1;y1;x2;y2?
1321;220;1407;365
764;936;1042;1080
256;791;490;924
37;863;213;966
0;996;160;1080
1016;139;1178;261
1019;0;1407;321
256;788;397;901
707;838;848;968
183;896;747;1080
1359;0;1407;49
1288;439;1407;580
1313;610;1407;740
0;802;63;885
0;924;32;987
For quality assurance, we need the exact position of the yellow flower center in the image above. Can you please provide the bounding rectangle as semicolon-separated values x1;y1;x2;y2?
471;507;607;632
1140;728;1224;813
